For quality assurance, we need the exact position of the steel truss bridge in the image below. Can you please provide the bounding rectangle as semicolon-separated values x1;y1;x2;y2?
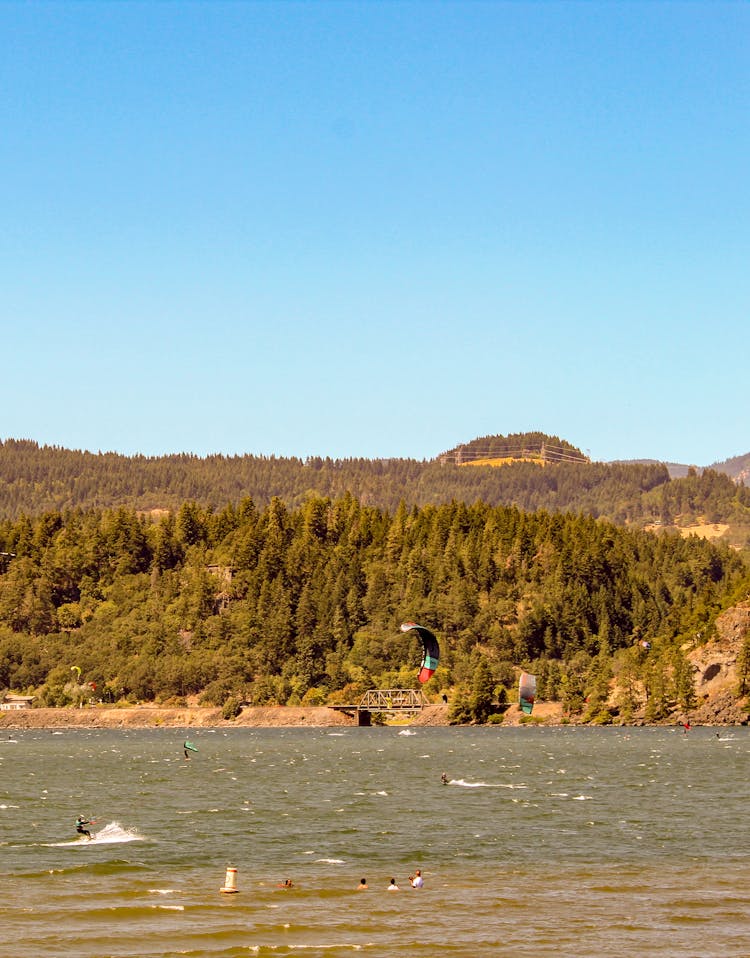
328;688;428;726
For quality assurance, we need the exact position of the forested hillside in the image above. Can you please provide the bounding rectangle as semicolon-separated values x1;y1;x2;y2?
0;496;748;723
2;439;749;547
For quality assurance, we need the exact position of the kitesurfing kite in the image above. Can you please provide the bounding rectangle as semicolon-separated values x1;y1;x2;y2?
400;622;440;683
518;672;536;715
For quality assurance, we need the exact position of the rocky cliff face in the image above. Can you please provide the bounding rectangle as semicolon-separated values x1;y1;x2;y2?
688;601;750;725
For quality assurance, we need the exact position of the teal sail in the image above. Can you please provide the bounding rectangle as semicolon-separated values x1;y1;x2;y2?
519;672;536;715
400;622;440;683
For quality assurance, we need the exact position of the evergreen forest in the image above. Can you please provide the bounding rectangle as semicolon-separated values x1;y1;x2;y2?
1;488;748;724
2;439;750;549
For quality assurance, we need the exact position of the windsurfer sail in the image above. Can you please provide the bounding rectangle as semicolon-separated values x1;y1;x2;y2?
400;622;440;683
518;672;536;715
183;740;198;758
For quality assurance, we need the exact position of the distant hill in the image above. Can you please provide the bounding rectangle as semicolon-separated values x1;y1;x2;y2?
709;452;750;485
613;454;750;484
439;437;750;485
1;434;749;549
611;459;698;480
438;432;588;466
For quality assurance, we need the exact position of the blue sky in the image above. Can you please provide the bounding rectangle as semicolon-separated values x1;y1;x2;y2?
2;1;748;466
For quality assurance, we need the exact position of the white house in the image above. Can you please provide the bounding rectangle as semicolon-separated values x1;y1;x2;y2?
0;694;34;710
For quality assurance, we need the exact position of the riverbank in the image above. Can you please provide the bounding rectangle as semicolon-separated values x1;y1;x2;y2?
0;695;744;730
0;700;582;730
0;705;356;730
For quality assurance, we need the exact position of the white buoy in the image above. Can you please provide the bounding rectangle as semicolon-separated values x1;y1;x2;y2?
220;866;239;894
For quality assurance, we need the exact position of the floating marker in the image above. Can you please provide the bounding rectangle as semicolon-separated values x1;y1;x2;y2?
220;866;239;894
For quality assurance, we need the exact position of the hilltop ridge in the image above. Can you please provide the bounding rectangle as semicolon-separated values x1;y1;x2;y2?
1;434;749;550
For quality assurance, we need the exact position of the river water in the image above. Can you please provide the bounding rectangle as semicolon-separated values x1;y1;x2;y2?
2;725;749;957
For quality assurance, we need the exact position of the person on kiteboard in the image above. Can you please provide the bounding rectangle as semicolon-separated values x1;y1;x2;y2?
76;815;92;839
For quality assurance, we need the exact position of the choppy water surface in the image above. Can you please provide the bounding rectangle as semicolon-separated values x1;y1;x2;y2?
2;725;749;957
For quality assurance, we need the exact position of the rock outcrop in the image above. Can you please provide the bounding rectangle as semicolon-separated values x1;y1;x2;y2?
687;601;750;725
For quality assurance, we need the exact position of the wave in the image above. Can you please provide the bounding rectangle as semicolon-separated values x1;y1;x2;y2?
19;859;144;878
449;779;528;789
39;821;144;848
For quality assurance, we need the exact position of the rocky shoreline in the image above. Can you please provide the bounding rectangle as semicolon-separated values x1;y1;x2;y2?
0;705;353;730
0;702;555;730
0;697;745;730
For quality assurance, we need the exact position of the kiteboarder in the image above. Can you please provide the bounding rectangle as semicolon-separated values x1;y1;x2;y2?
441;771;449;785
75;815;92;840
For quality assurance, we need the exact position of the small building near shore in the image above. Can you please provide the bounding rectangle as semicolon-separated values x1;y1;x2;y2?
1;694;34;710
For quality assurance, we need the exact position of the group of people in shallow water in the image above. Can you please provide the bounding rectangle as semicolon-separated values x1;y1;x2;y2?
357;870;424;891
278;872;425;891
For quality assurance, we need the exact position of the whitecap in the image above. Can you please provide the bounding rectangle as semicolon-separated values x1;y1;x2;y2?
452;779;526;789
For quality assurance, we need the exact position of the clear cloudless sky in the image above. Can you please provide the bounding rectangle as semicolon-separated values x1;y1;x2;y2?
1;1;748;466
